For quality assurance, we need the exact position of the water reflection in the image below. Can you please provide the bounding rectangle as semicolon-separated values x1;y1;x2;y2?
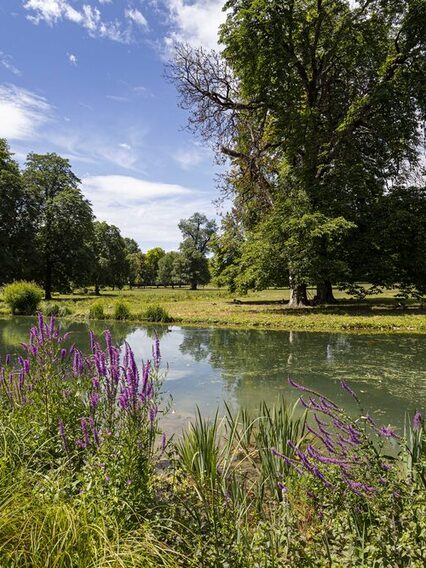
1;318;425;431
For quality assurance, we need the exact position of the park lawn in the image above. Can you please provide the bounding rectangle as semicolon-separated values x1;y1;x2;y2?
2;286;424;333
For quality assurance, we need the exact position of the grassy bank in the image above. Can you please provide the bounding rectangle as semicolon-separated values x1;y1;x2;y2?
2;286;425;333
0;316;425;567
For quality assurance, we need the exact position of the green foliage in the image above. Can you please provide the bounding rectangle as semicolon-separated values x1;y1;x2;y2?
24;153;94;299
42;302;61;317
1;317;426;565
170;1;426;301
142;304;173;323
92;221;129;293
2;281;43;315
88;301;105;320
0;139;37;285
145;247;166;286
113;299;131;320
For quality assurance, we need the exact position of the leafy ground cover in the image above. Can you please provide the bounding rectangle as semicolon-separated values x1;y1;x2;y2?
1;286;424;333
0;316;425;566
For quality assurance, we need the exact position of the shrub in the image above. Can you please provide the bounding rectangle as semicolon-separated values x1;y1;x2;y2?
113;300;131;320
2;281;44;315
88;301;105;320
142;304;173;323
58;305;72;317
42;303;60;317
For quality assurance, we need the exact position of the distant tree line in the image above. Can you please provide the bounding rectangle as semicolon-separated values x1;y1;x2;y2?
0;139;217;298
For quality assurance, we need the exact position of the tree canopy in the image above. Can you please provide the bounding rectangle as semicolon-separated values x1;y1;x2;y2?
168;0;426;304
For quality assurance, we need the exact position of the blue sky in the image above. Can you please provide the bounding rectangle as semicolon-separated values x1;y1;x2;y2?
0;0;227;250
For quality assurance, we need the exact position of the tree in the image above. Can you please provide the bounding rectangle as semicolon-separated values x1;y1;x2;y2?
145;248;166;286
92;221;128;294
157;251;181;287
179;241;211;290
123;238;143;288
178;213;217;290
168;0;426;305
0;139;36;284
210;210;244;292
24;153;94;299
127;251;146;288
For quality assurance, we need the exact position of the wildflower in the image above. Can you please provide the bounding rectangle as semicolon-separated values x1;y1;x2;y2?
413;411;422;431
340;380;360;404
378;426;399;439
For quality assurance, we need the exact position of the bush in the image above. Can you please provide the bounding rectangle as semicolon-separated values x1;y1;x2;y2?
113;300;131;320
88;301;105;320
42;303;60;317
142;304;173;323
2;281;44;315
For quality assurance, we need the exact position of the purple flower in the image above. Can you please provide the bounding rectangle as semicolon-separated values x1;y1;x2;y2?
58;419;68;451
5;354;11;365
413;412;422;431
153;336;161;367
378;426;399;439
89;391;101;410
340;380;360;404
161;432;167;452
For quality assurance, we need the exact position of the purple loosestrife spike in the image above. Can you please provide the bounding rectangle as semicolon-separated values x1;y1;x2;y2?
153;336;161;367
271;447;304;475
104;330;113;363
278;482;287;493
161;432;167;452
149;405;158;426
80;419;90;448
89;391;100;410
5;354;11;365
413;412;422;431
288;378;340;409
60;348;67;361
58;419;68;451
340;380;360;404
378;426;399;439
89;417;100;446
48;316;55;338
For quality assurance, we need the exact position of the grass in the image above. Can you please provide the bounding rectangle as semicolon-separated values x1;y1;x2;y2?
1;317;426;566
0;286;425;333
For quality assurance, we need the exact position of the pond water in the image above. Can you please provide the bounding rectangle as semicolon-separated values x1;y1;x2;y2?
1;317;425;433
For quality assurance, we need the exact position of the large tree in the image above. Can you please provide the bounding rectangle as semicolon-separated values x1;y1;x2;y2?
144;247;166;286
0;139;36;284
24;153;94;299
168;0;426;305
178;213;217;290
92;221;129;294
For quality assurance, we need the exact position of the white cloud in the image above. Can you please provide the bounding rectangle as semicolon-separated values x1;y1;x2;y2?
0;84;51;140
82;174;215;248
68;52;78;65
166;0;226;50
0;52;21;76
24;0;130;43
125;8;148;29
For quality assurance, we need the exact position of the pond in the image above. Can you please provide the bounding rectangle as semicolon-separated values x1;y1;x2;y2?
1;317;425;433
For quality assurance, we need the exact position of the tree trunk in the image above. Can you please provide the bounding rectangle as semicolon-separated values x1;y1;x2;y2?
314;281;337;304
95;282;100;296
190;281;197;290
288;283;309;307
44;262;52;301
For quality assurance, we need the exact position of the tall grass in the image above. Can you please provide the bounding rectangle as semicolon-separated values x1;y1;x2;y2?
0;316;425;566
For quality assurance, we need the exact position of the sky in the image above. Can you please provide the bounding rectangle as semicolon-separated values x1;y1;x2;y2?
0;0;228;250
